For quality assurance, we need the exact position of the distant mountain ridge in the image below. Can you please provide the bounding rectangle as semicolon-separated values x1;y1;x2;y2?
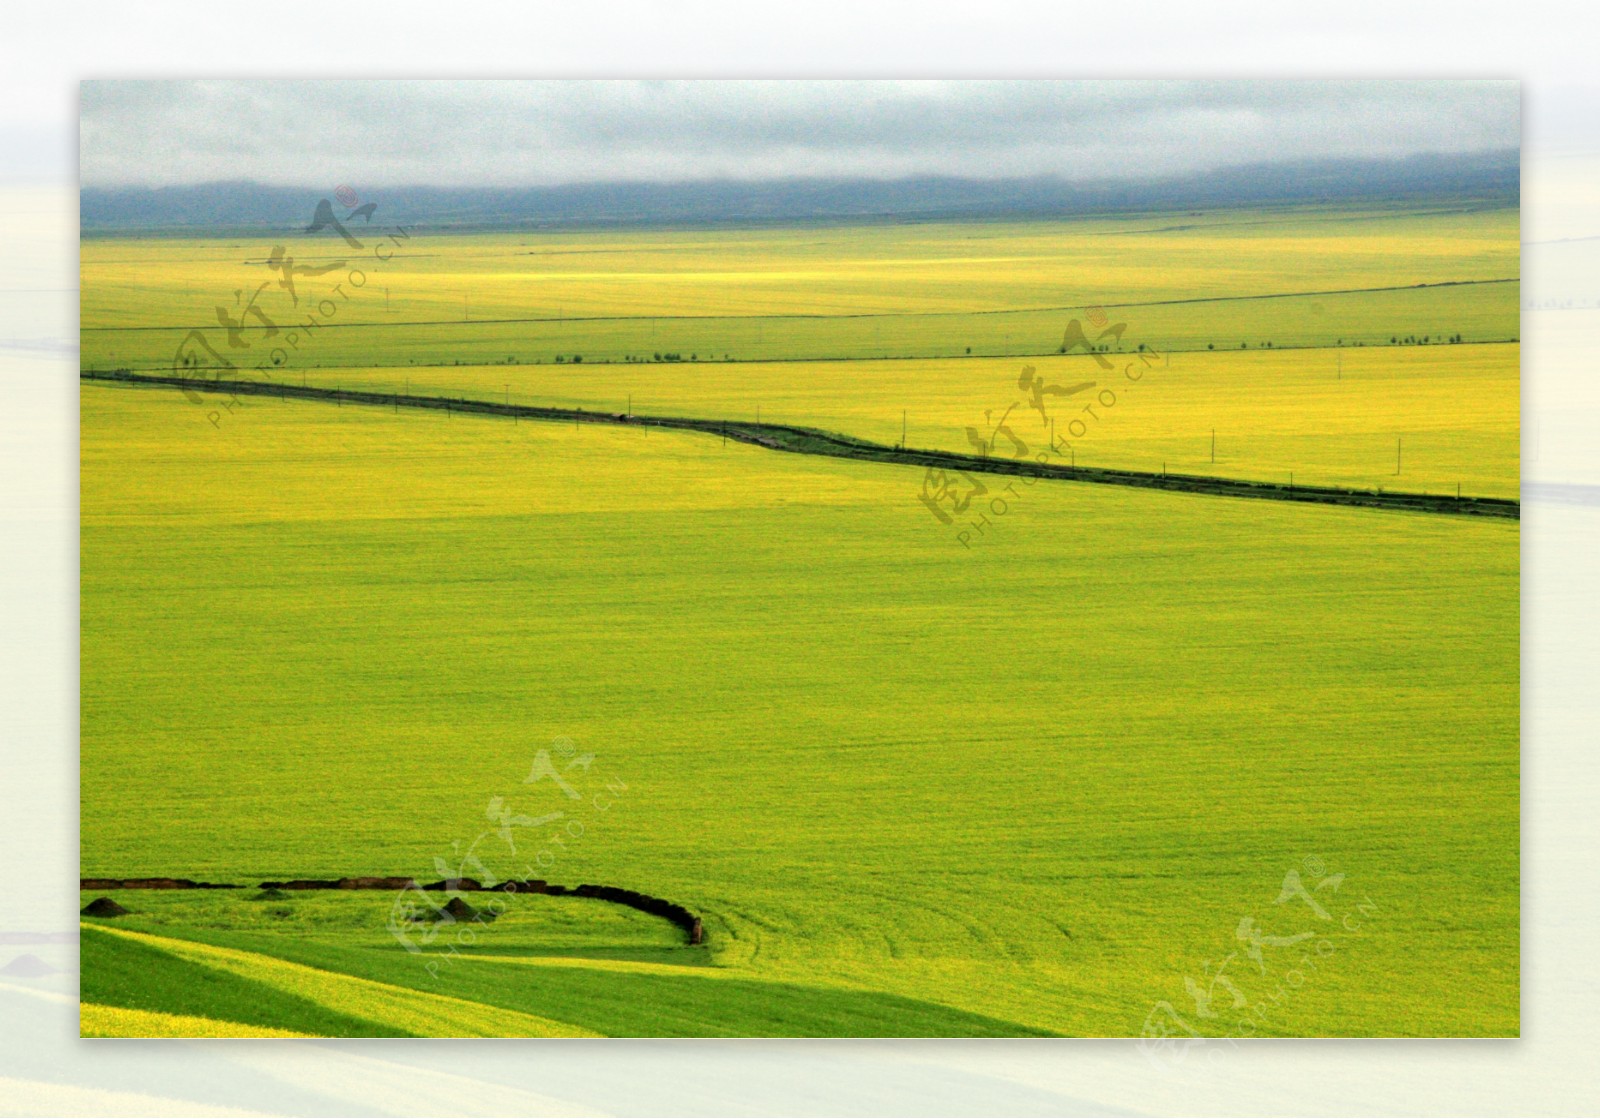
80;150;1519;233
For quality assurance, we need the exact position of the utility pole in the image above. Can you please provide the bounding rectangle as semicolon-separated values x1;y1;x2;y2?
902;410;907;449
1211;429;1216;464
628;393;632;418
1397;436;1402;476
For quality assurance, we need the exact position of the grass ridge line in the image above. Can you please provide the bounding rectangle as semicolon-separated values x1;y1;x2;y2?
82;370;1520;521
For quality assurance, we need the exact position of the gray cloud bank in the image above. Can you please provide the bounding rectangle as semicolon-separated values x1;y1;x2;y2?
80;79;1519;189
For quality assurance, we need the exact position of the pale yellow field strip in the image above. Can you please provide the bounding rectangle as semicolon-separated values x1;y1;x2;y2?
90;925;599;1038
80;1003;313;1039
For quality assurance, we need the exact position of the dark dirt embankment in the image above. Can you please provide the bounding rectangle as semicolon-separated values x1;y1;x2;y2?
82;370;1519;521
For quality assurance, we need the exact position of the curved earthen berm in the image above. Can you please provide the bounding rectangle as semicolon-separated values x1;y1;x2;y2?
79;876;704;945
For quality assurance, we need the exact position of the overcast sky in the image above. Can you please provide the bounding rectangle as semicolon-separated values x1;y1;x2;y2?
79;79;1518;189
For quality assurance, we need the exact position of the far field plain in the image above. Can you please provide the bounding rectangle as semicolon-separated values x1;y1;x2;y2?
80;204;1520;496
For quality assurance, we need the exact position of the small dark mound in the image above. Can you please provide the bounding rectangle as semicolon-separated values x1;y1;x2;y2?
81;897;129;918
251;888;290;901
442;896;492;921
0;954;56;977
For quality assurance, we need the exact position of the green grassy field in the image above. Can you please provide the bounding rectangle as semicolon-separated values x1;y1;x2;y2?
80;375;1519;1037
245;342;1515;499
78;204;1520;329
79;205;1520;498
